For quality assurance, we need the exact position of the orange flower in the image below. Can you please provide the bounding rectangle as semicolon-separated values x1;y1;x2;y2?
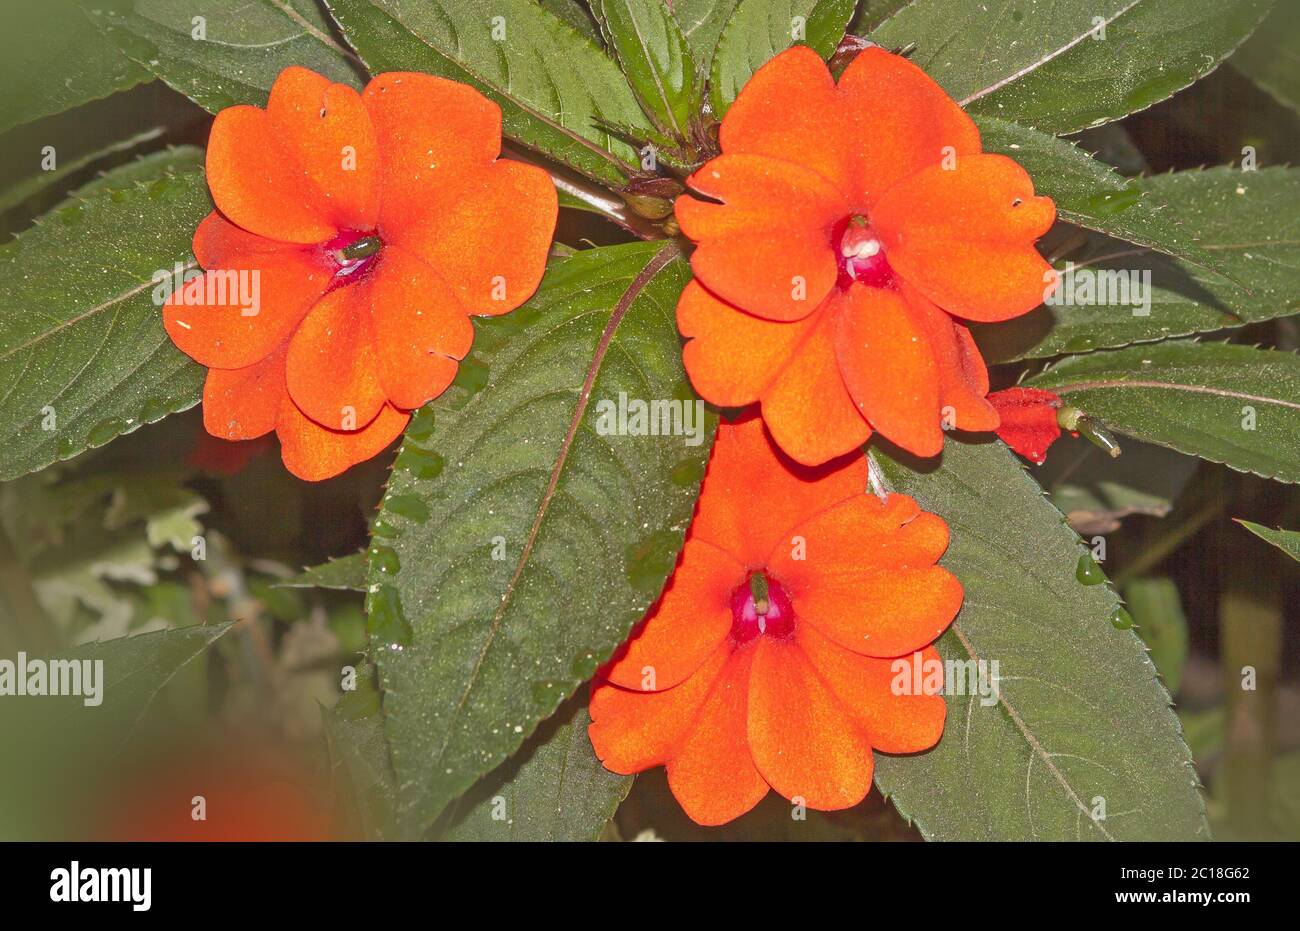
164;67;557;480
588;415;961;825
675;46;1057;466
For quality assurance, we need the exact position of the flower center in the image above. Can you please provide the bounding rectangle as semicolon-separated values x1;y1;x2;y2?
324;229;383;285
729;570;795;642
835;215;893;289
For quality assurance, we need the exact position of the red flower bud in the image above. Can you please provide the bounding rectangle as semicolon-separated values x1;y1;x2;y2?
988;387;1064;465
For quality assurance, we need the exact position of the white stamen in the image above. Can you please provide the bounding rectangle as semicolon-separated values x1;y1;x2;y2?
842;237;882;260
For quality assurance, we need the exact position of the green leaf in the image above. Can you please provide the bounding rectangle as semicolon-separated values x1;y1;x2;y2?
973;0;1274;134
542;0;602;42
874;0;1274;135
9;624;230;740
872;438;1206;840
277;552;368;591
1035;436;1197;535
323;672;399;840
976;117;1226;277
1233;2;1300;115
0;160;210;481
709;0;857;116
1028;341;1300;483
596;0;698;139
849;0;908;33
327;0;651;186
871;0;1133;103
0;0;150;134
1125;576;1189;693
0;130;176;217
72;623;230;731
439;692;631;840
0;623;231;837
1236;519;1300;562
72;145;207;199
85;0;364;113
976;167;1300;362
324;676;630;840
673;0;743;74
366;241;712;834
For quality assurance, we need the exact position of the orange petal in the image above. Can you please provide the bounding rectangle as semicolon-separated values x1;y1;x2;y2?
384;160;557;316
678;155;848;241
588;643;730;774
162;256;332;370
361;72;502;228
836;47;981;205
665;647;768;826
265;66;380;232
276;395;408;482
776;488;941;562
368;246;473;409
678;154;846;321
691;413;867;574
953;322;991;397
285;283;387;430
205;105;336;244
605;536;741;692
748;637;875;811
191;210;304;267
901;282;999;433
769;495;962;657
201;351;285;442
833;285;943;457
796;624;947;754
677;280;817;407
873;154;1056;322
760;300;872;466
718;45;854;192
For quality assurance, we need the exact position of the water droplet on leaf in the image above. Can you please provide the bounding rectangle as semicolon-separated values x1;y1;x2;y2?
385;493;430;523
405;408;435;441
531;679;564;707
625;529;680;592
87;418;126;447
570;650;601;680
1076;552;1105;585
397;445;443;480
370;545;400;575
368;584;413;648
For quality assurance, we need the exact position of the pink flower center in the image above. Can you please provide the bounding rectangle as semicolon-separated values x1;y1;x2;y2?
729;571;795;642
323;229;383;286
835;215;893;289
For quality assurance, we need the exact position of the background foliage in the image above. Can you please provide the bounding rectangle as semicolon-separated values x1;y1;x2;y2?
0;0;1295;841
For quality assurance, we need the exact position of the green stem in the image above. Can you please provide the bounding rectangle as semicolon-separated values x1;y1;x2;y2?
502;142;667;242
